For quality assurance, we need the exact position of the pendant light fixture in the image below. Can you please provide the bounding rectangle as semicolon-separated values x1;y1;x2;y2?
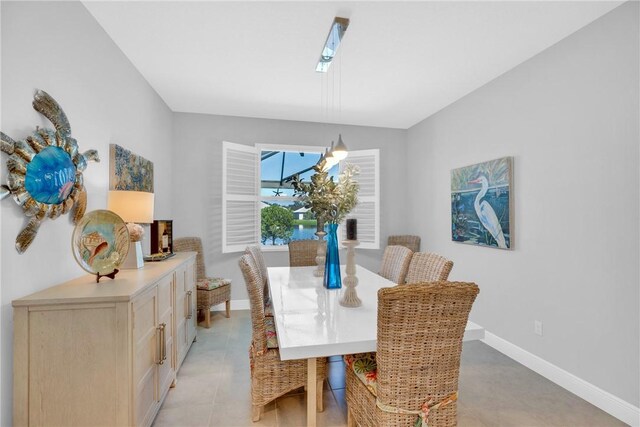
323;141;338;171
317;16;350;170
332;134;348;160
316;17;349;73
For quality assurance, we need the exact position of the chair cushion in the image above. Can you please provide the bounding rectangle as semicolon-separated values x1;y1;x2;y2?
264;316;279;349
264;298;275;317
344;352;378;396
197;277;231;290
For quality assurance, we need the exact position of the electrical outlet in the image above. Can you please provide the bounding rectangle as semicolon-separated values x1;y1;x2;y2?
534;320;543;336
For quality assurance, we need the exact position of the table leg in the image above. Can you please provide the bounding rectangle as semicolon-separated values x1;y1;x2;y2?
307;357;317;427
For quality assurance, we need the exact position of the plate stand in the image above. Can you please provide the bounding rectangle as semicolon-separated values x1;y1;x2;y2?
96;269;119;283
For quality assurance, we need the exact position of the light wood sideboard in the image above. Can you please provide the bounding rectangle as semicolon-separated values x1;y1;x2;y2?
12;252;198;427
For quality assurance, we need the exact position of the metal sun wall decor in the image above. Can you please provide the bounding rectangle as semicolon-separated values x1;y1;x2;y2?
451;157;513;249
109;144;154;193
0;90;100;253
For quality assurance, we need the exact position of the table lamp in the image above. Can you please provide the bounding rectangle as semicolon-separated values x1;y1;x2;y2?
107;190;155;269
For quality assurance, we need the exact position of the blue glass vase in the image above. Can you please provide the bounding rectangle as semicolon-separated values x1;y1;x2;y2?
323;223;342;289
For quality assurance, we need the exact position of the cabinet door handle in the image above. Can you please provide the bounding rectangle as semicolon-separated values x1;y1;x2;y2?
186;290;193;319
156;324;163;365
162;322;167;363
157;323;167;365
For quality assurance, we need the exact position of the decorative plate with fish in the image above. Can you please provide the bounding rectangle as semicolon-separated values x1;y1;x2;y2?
72;210;129;276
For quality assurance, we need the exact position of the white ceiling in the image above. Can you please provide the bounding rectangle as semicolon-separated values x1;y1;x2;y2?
84;1;622;129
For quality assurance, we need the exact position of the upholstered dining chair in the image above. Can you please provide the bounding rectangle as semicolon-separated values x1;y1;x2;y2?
239;254;327;421
387;235;421;252
405;252;454;284
379;245;413;284
173;237;231;328
345;282;479;427
288;239;325;267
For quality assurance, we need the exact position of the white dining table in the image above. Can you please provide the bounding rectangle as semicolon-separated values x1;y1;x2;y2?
267;264;485;427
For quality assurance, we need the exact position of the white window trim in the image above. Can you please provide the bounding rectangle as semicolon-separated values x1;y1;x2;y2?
256;143;328;154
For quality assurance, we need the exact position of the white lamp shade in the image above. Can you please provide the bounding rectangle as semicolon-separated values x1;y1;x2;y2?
107;191;155;223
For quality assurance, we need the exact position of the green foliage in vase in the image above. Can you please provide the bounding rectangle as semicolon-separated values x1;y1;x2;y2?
291;160;360;225
261;204;294;245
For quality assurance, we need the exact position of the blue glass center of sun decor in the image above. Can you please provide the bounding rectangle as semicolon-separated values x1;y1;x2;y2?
25;146;76;204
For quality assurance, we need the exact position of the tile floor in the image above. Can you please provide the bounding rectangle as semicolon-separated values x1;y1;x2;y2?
153;310;626;427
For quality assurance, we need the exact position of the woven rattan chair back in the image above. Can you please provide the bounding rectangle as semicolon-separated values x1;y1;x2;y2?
387;235;421;252
173;237;206;280
379;245;413;284
239;254;267;352
405;252;454;284
376;282;479;426
245;245;268;284
245;245;270;302
288;239;325;267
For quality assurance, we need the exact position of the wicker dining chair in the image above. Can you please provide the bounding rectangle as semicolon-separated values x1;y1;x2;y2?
387;235;421;252
405;252;454;284
379;245;413;284
174;237;231;328
345;282;479;427
245;245;274;317
288;239;325;267
239;254;327;421
246;245;268;286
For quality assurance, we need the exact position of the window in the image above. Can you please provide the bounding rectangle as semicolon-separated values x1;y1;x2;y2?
222;141;379;253
259;146;339;247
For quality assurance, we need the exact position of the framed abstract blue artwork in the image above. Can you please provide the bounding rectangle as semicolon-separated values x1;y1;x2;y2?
451;157;513;249
109;144;154;193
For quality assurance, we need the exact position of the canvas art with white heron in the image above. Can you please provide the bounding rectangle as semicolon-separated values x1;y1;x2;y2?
451;157;512;249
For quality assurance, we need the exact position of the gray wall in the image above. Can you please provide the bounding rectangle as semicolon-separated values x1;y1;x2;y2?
406;2;639;406
0;2;174;424
171;113;407;302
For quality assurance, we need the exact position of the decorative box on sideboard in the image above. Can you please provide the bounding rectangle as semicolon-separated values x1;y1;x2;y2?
151;219;173;254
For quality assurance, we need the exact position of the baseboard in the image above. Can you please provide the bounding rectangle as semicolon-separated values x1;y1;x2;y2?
211;299;249;311
482;331;640;427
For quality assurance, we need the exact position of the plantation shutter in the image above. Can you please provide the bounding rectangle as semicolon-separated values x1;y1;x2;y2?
341;149;380;249
222;141;259;253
